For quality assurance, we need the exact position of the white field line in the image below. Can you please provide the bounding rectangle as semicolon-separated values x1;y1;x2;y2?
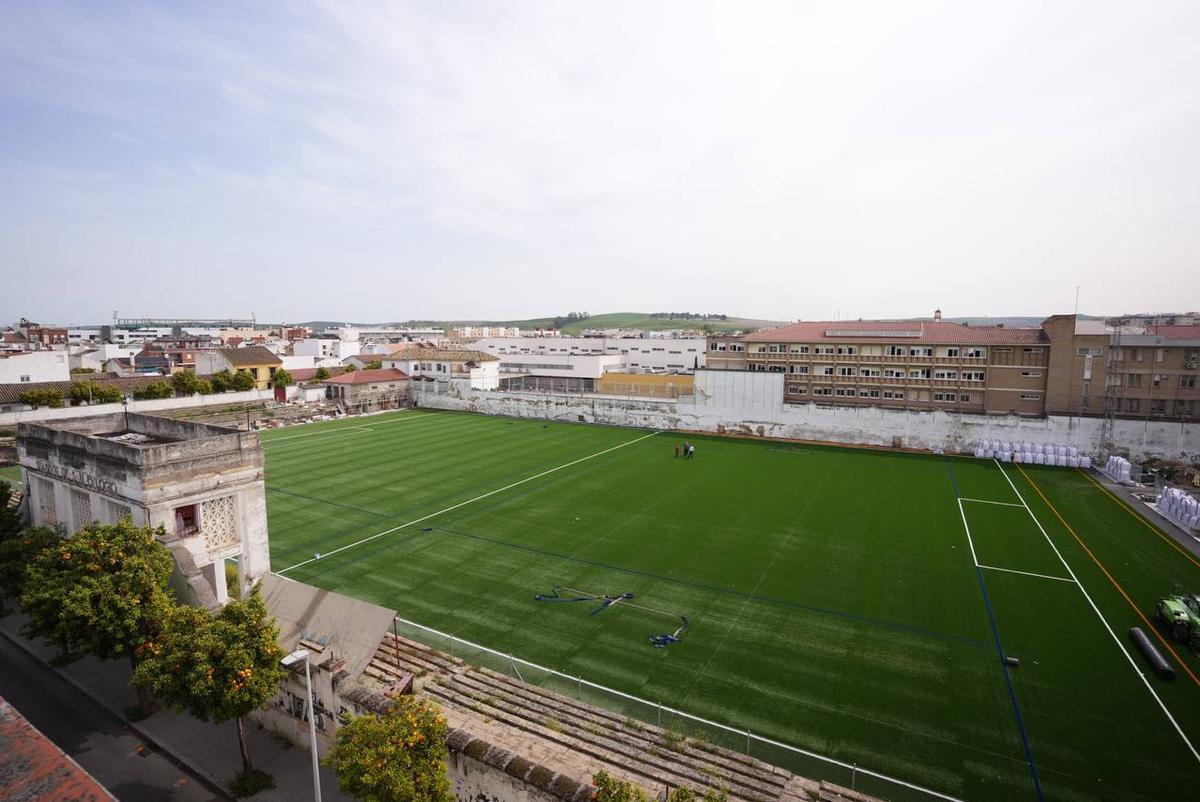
978;565;1075;584
262;412;434;445
275;430;662;575
993;460;1200;764
956;498;981;566
395;615;966;802
961;498;1024;508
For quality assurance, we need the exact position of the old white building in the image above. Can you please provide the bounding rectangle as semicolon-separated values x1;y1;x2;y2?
17;413;271;608
0;350;71;384
471;336;706;374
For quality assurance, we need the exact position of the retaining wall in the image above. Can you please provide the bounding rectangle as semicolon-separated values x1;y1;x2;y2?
413;375;1200;463
0;388;275;427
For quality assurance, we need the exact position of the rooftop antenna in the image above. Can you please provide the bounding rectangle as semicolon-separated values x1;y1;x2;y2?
1074;286;1080;316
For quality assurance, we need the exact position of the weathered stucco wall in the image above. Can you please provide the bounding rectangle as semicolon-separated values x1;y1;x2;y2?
413;373;1200;463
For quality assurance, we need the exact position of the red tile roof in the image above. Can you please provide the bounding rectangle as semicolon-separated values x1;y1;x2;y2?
0;694;116;801
743;320;1048;345
1145;325;1200;341
290;366;348;382
322;368;410;385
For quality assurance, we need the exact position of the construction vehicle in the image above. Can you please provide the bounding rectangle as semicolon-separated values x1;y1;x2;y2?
1155;593;1200;648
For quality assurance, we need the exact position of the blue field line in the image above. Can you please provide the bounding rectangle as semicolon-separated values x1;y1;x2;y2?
426;525;991;649
266;485;391;518
945;457;1044;801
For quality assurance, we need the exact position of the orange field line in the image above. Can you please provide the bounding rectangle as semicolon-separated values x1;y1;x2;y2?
1077;469;1200;571
1015;464;1200;688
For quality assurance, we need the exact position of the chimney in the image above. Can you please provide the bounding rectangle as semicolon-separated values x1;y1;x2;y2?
934;309;942;321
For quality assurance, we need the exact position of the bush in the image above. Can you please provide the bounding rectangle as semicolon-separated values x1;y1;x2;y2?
70;367;96;374
211;370;235;393
314;367;330;381
172;370;211;396
19;388;64;408
230;371;255;392
134;381;173;400
364;360;382;370
230;769;275;797
271;369;292;387
70;381;123;405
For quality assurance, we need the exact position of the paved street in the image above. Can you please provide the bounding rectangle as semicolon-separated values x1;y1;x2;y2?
0;634;224;802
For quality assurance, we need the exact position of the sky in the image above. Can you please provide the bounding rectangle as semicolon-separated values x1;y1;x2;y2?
1;1;1198;326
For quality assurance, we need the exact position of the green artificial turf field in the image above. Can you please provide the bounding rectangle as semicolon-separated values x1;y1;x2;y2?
0;464;21;484
262;410;1200;801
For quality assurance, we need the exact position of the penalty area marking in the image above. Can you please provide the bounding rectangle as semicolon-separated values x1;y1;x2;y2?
995;460;1200;763
961;498;1024;508
978;565;1075;583
275;430;662;576
261;412;435;446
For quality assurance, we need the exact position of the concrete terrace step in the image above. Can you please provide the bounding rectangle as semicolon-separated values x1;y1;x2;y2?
427;673;780;802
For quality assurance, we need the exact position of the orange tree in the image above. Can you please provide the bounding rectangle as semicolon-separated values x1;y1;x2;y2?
134;586;285;782
326;695;452;802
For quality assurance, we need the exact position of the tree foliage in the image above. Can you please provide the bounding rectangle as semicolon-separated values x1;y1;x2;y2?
230;370;256;391
172;370;212;396
272;368;293;387
343;364;357;373
0;520;61;616
363;360;382;370
211;369;235;393
314;367;331;380
134;587;286;773
326;695;452;802
19;387;64;408
20;521;174;677
0;481;23;542
69;381;124;405
134;380;173;400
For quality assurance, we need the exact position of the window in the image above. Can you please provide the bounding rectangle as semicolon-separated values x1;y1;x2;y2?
963;371;986;381
837;366;856;377
860;368;881;377
1150;400;1167;414
814;346;835;355
933;392;956;402
766;345;781;353
1077;347;1103;357
1020;370;1042;377
909;347;933;357
885;345;906;357
174;504;198;537
20;374;31;382
789;365;809;374
1175;400;1192;416
1127;373;1142;387
883;368;904;378
1020;393;1041;400
945;347;960;357
1181;376;1197;389
1156;348;1165;363
1124;398;1141;413
993;347;1011;353
934;370;957;380
883;390;905;399
862;389;881;398
787;385;807;395
834;387;857;397
910;368;931;379
71;490;93;528
836;346;858;355
960;393;971;402
1133;348;1144;362
107;500;132;523
768;365;786;373
1023;347;1044;353
818;366;834;376
790;345;810;354
748;363;766;371
965;347;985;358
1153;374;1166;388
813;387;833;396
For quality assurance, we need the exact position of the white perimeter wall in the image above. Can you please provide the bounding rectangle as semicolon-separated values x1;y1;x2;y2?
413;372;1200;462
0;388;276;427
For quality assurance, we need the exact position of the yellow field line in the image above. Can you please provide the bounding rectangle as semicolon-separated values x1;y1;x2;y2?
1077;469;1200;570
1015;464;1200;688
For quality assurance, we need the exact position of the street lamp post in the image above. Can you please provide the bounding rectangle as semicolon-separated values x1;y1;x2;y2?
282;649;322;802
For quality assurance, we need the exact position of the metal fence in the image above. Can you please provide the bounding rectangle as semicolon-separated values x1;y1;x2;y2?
394;615;964;802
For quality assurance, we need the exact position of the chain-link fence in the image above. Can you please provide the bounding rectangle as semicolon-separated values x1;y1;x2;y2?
394;616;964;802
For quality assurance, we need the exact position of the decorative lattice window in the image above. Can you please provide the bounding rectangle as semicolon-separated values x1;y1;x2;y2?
71;490;93;529
201;495;239;551
108;500;132;523
37;477;56;524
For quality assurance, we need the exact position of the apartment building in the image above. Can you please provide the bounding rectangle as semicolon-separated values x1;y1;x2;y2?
471;336;706;374
707;317;1051;415
710;314;1200;421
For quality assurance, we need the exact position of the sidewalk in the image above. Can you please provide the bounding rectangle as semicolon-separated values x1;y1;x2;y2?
0;612;350;802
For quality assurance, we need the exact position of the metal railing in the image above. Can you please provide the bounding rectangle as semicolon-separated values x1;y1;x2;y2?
394;616;964;802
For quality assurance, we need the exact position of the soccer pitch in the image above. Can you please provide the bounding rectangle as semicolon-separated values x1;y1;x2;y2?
263;409;1200;801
